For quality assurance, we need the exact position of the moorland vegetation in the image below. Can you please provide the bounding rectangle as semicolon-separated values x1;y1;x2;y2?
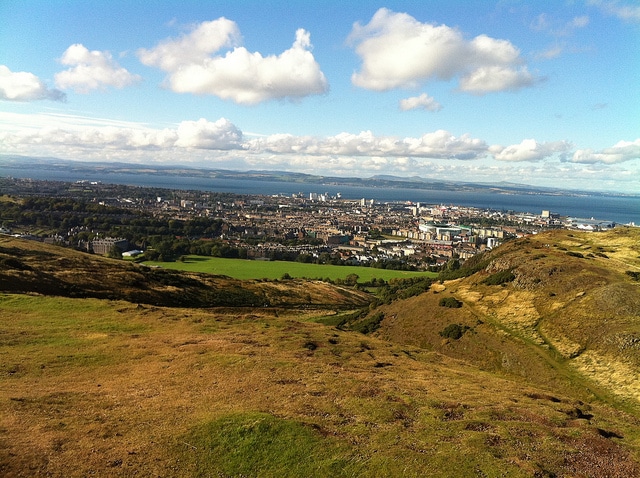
1;225;640;476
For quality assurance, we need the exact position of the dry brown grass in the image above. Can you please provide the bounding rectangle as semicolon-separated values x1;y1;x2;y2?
377;228;640;408
2;295;640;477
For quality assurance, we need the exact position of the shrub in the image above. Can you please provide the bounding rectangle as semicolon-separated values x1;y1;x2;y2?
482;270;515;286
439;323;470;340
439;297;462;308
566;251;584;258
437;251;491;281
351;311;385;334
303;341;318;351
376;277;433;304
626;271;640;281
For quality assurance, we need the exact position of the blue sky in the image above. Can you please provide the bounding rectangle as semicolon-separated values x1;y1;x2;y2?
1;0;639;193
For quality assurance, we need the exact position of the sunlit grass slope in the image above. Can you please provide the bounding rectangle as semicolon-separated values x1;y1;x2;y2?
2;294;639;477
375;227;640;408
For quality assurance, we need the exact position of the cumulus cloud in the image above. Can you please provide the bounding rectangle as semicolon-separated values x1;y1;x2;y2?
459;66;536;94
138;17;241;71
55;44;141;93
3;110;637;191
403;130;489;159
491;139;572;162
347;8;538;94
138;19;328;104
5;125;177;151
571;139;640;164
175;118;243;149
0;65;65;101
246;129;489;160
399;93;442;111
0;115;243;153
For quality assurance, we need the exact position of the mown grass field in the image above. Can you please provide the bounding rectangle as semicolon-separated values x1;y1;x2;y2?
143;255;437;282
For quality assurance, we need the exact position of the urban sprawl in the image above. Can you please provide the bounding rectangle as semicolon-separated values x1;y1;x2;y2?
0;178;621;270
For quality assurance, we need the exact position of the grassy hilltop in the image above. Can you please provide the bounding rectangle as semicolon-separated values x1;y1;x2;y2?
1;228;640;477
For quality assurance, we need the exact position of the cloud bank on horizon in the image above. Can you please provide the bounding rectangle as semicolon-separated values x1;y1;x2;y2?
0;1;638;193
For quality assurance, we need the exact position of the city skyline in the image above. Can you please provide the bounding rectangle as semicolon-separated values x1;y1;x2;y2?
1;0;639;193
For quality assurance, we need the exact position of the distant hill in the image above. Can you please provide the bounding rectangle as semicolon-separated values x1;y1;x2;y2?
3;154;634;198
1;230;640;477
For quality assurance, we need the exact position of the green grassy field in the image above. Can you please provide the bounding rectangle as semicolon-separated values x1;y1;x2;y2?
143;255;437;282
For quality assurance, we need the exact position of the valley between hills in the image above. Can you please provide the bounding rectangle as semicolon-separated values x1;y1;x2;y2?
1;227;640;477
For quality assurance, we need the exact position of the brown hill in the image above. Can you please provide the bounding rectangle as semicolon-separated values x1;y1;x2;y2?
373;227;640;406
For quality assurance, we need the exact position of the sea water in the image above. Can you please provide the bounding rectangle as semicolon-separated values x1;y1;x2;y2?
1;167;638;225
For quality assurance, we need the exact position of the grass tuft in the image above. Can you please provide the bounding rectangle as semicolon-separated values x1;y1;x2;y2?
177;413;355;477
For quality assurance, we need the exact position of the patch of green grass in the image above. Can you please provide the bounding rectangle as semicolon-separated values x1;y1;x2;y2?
177;413;358;477
0;294;149;373
0;294;149;338
143;255;435;282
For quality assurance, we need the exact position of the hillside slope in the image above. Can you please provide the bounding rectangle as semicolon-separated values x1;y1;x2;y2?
2;294;639;477
375;228;640;406
0;236;370;310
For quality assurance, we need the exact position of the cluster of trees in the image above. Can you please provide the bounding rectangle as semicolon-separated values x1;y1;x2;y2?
437;252;490;281
1;197;228;254
0;197;131;233
145;239;247;262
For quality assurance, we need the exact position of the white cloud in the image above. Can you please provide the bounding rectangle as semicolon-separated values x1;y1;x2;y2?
531;14;590;60
0;65;65;101
246;129;488;160
137;18;241;72
347;8;538;94
2;110;638;192
0;113;242;153
535;46;563;60
175;118;243;149
55;44;141;93
570;15;590;28
399;93;442;111
459;66;537;94
589;0;640;23
138;19;328;105
571;139;640;164
403;130;489;159
7;119;489;162
532;13;590;36
492;139;572;162
4;125;177;151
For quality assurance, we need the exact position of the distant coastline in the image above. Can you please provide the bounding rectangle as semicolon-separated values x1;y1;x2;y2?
1;155;639;225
